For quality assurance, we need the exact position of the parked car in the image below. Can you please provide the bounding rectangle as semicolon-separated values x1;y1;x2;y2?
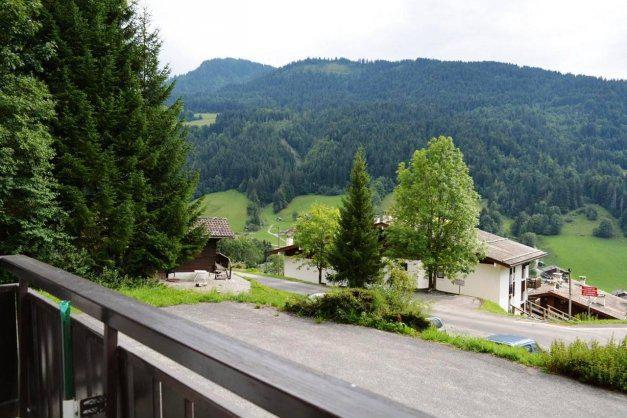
427;316;444;329
486;334;540;353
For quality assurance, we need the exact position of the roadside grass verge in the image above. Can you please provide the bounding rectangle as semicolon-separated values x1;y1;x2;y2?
479;299;509;316
420;328;546;367
119;280;300;309
546;338;627;391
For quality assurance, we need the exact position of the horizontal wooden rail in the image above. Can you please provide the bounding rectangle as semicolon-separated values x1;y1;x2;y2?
0;255;425;417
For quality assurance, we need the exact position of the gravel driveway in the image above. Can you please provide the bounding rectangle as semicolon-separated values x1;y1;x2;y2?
165;302;626;417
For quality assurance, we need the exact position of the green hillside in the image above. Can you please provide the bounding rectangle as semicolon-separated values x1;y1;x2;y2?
253;195;344;243
196;190;249;232
540;205;627;292
195;191;344;244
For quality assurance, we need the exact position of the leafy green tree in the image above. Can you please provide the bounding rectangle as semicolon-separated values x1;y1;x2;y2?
388;136;484;290
328;149;382;287
593;219;614;239
0;0;68;268
519;232;537;248
294;204;339;284
217;235;266;268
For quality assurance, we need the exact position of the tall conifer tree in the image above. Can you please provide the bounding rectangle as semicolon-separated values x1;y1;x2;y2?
37;1;204;277
328;148;382;287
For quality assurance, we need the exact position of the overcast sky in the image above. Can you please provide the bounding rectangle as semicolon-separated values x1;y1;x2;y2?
144;0;626;80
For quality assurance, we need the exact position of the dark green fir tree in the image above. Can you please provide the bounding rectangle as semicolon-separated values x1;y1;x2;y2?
328;148;382;287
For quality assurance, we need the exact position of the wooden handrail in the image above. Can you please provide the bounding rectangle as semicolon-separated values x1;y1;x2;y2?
0;255;424;417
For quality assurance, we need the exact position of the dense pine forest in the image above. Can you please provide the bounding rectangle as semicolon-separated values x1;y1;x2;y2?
176;58;627;236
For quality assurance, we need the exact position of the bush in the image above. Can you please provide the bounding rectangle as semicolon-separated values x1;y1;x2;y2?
593;218;614;238
584;206;598;221
218;235;268;268
284;287;430;334
263;254;284;276
519;232;537;248
546;337;627;391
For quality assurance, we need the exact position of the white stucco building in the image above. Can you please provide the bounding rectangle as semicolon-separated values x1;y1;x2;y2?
270;229;546;312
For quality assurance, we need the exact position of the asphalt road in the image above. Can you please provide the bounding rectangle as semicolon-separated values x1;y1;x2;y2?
240;272;627;348
236;271;327;295
165;302;627;417
420;292;627;348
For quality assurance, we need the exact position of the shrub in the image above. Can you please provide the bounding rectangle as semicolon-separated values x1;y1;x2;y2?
218;235;269;268
584;206;598;221
284;287;430;334
546;337;627;391
593;218;614;238
263;254;284;276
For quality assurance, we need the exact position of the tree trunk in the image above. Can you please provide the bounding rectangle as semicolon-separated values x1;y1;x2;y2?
318;267;323;285
428;270;436;291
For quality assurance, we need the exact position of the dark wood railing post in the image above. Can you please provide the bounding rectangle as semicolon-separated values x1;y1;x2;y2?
17;280;30;418
104;325;119;417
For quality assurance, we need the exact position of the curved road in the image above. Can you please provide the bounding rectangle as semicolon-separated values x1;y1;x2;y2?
240;272;627;347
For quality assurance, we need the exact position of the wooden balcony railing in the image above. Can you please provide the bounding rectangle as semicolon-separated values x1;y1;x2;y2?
0;255;424;417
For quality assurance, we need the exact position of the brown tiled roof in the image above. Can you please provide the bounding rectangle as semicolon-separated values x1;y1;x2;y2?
196;217;234;238
477;230;547;267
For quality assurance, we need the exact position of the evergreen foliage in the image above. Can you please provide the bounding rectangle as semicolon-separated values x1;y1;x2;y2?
184;58;626;225
328;149;382;287
0;0;68;268
30;1;204;277
387;136;484;290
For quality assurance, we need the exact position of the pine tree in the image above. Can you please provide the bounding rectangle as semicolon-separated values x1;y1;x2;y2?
328;149;382;287
36;1;204;277
0;0;68;269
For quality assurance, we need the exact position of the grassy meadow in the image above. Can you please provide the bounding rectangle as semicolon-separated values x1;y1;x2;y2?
539;205;626;292
184;112;218;127
196;190;249;232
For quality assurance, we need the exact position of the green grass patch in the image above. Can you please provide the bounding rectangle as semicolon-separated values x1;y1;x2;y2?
236;268;316;285
196;190;250;232
539;205;626;291
119;280;300;309
420;328;546;367
184;112;217;127
479;299;509;316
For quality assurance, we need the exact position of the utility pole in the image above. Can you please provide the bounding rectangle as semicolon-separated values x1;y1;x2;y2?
567;268;572;317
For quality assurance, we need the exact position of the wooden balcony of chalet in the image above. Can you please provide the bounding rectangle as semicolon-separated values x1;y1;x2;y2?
0;255;424;418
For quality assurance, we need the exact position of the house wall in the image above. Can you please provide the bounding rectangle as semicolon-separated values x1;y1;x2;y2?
284;257;335;284
173;239;218;273
435;263;510;310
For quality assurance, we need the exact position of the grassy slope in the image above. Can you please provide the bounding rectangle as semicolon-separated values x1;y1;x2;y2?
185;112;218;127
253;195;344;243
195;190;344;243
540;205;627;292
196;190;249;232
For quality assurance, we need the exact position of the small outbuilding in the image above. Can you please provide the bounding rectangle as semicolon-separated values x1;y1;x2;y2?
166;217;234;278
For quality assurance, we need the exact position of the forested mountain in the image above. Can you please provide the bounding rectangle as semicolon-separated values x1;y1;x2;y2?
184;58;627;234
171;58;274;108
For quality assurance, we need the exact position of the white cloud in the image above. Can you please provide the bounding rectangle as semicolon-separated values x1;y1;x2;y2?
144;0;626;79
